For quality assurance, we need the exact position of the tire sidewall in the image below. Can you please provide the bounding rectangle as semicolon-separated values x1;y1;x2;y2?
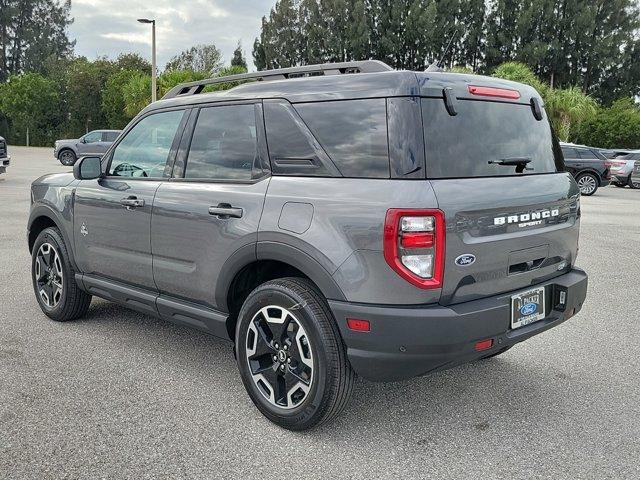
59;150;76;166
235;284;332;428
31;228;74;320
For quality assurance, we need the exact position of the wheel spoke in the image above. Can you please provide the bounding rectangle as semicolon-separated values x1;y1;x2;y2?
245;305;314;410
35;243;64;308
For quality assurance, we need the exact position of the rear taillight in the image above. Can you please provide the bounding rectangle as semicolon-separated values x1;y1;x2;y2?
607;160;626;169
383;209;445;289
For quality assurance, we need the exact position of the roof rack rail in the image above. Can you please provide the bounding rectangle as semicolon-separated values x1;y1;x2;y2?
162;60;393;100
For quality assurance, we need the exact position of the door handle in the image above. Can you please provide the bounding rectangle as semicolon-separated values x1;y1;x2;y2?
208;203;243;219
120;196;145;209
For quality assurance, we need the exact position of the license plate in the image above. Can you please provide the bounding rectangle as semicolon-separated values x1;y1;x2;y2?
511;287;545;329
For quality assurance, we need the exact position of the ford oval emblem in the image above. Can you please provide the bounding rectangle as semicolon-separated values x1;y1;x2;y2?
455;254;476;266
520;303;537;316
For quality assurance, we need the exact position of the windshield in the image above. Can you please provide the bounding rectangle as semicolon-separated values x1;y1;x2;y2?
422;98;563;178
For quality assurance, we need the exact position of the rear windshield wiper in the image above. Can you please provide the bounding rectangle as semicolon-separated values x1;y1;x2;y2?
488;157;532;173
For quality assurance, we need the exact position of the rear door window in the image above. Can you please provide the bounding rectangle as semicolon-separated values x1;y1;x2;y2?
422;98;561;178
103;131;119;142
294;99;389;178
561;147;578;159
184;104;258;180
578;149;597;159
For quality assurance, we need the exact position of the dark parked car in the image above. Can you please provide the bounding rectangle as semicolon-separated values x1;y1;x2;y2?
0;135;9;175
560;143;610;195
28;61;588;430
54;130;121;166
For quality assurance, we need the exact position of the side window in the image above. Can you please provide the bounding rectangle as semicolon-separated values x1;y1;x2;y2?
561;147;577;159
294;99;389;178
184;104;258;180
264;100;338;177
578;149;597;159
109;110;184;178
83;131;102;143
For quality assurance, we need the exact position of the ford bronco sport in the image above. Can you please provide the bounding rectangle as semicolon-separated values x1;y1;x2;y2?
28;61;588;430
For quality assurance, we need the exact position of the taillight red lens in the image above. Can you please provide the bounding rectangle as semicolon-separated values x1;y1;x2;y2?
383;209;445;289
400;232;434;249
468;85;521;99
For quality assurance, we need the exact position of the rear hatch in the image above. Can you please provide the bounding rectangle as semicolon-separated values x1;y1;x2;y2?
419;77;580;306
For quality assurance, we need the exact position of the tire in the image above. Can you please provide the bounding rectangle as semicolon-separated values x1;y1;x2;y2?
628;174;640;189
576;172;598;196
31;227;91;322
235;277;355;430
58;149;76;166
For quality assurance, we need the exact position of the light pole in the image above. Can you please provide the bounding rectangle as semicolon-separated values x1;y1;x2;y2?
137;18;156;102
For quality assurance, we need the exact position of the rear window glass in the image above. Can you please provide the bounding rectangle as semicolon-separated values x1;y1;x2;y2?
422;98;561;178
294;99;389;178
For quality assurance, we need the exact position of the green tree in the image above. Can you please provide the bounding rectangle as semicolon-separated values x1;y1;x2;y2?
165;44;223;73
545;87;598;142
574;99;640;149
231;41;247;69
102;69;138;129
252;0;300;70
158;70;209;97
114;53;152;74
0;73;61;145
252;0;640;104
65;58;106;136
0;0;74;82
492;61;547;97
122;73;152;118
205;65;249;92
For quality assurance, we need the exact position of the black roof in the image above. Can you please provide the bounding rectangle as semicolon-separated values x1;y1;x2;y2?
141;63;542;117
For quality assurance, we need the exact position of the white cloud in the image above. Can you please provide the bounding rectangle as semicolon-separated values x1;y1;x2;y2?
69;1;275;71
101;32;152;45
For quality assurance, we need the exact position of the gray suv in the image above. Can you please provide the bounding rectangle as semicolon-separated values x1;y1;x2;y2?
27;61;588;430
54;130;121;166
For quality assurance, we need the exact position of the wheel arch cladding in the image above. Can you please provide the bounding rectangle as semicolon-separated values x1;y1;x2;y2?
27;208;79;272
28;215;58;252
221;251;346;340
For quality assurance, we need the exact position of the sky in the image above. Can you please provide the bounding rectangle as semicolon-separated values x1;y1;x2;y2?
69;0;276;72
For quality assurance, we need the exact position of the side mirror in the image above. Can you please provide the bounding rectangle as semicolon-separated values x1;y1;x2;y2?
73;156;103;180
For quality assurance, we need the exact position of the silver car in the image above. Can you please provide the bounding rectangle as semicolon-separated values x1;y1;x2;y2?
609;151;640;188
54;130;121;166
630;159;640;189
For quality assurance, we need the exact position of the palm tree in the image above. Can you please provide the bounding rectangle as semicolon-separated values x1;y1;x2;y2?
545;87;598;142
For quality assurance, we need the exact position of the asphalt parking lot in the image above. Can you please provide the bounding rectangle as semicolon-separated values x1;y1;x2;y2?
1;146;639;479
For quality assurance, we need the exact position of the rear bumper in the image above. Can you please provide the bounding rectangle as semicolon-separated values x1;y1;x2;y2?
611;173;630;183
329;268;588;382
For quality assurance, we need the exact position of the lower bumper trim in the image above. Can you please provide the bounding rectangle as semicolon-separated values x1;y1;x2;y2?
329;268;588;382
